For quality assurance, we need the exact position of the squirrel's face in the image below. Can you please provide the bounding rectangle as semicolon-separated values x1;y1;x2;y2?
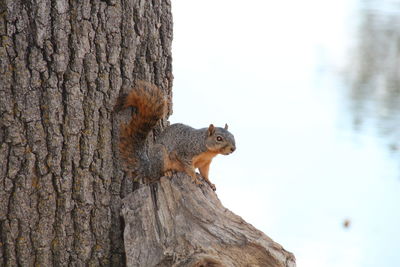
205;124;236;155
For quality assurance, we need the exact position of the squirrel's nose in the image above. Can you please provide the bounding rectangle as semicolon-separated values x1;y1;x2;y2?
231;147;236;152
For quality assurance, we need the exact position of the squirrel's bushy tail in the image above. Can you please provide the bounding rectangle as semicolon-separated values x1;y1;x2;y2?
116;81;166;168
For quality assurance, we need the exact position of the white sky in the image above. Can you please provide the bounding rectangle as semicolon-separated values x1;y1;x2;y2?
170;1;400;266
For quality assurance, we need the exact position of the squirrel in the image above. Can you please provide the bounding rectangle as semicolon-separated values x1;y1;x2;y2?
115;81;236;190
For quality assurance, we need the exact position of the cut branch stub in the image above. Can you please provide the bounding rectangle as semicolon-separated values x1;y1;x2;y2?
121;173;296;267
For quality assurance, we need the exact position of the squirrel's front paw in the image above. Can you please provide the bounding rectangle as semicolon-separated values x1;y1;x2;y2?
209;183;216;191
204;178;216;191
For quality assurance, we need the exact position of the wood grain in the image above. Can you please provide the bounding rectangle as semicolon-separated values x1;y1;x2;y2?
122;173;295;267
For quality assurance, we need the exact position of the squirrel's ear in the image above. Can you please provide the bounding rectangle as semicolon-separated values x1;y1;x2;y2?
208;124;215;136
224;123;229;130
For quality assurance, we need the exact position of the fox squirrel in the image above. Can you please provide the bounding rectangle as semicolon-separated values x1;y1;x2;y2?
115;81;236;190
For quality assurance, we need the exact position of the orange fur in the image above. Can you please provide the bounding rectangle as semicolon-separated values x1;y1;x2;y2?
115;82;235;189
192;151;218;189
116;81;166;176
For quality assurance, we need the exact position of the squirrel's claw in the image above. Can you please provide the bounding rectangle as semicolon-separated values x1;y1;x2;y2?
191;173;203;185
164;170;173;178
208;182;216;191
193;178;202;185
195;173;216;191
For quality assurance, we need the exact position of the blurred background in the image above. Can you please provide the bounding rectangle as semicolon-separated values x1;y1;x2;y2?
170;0;400;266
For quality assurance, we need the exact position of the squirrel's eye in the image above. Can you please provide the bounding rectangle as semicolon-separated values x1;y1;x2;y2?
216;136;223;142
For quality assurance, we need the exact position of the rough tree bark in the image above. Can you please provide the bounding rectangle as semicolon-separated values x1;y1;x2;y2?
0;0;295;266
0;0;172;266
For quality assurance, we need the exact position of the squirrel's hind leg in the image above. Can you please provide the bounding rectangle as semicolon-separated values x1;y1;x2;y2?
184;164;202;185
175;158;202;185
163;151;200;185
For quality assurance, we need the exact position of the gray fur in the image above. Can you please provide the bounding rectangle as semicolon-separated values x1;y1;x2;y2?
156;123;236;161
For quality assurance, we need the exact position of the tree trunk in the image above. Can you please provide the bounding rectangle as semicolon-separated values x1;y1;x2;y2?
0;0;295;266
0;0;172;265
